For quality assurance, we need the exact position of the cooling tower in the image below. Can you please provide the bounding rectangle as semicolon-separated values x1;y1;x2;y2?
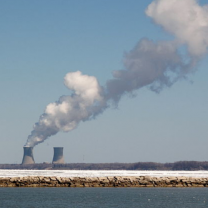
52;147;65;164
22;147;35;164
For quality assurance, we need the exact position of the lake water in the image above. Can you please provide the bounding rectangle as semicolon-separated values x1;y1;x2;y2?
0;187;208;208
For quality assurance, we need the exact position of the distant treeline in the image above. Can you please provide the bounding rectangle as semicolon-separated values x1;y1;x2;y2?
1;161;208;170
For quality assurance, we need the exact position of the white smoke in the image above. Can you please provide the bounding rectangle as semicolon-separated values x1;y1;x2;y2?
25;0;208;147
106;39;196;102
25;71;106;147
146;0;208;56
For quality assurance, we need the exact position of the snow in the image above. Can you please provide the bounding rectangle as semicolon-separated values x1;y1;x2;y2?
0;170;208;178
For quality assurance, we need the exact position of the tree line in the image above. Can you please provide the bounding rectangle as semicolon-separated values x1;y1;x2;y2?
1;161;208;170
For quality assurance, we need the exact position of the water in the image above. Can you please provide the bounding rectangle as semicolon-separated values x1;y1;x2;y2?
0;187;207;208
1;170;208;207
1;170;208;178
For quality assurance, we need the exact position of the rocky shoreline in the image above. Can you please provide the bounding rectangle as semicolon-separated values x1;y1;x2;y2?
1;176;208;187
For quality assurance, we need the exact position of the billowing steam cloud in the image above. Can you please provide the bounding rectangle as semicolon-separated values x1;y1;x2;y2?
25;71;106;147
106;39;196;102
25;0;208;147
146;0;208;56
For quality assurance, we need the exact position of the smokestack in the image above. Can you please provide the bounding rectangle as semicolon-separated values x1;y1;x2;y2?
22;147;35;164
52;147;65;164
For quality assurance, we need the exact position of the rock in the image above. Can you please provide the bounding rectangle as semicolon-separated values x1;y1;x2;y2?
0;176;207;188
50;177;57;181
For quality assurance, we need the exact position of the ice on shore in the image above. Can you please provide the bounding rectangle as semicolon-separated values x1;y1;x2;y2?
0;170;208;178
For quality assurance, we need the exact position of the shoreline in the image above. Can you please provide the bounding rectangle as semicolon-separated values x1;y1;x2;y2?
1;176;208;187
1;170;208;178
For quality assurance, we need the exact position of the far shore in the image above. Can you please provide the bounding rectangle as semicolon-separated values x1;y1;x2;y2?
1;160;208;171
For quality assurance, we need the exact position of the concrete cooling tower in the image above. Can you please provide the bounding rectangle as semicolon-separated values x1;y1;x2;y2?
22;147;35;164
52;147;65;164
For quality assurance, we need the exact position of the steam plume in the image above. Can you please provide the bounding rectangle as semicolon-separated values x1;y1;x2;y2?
25;71;106;147
106;39;196;102
25;0;208;147
146;0;208;56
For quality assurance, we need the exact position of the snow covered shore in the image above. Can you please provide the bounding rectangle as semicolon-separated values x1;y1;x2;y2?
0;170;208;178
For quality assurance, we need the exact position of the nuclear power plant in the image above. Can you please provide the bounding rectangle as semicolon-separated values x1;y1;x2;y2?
22;147;35;164
21;146;65;164
52;147;65;164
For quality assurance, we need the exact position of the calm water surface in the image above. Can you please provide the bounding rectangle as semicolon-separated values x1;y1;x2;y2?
0;187;207;208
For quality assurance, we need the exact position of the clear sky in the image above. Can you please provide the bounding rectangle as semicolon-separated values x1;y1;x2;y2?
0;0;207;164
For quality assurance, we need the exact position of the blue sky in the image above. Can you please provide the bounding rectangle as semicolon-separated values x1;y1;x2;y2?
0;0;207;164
